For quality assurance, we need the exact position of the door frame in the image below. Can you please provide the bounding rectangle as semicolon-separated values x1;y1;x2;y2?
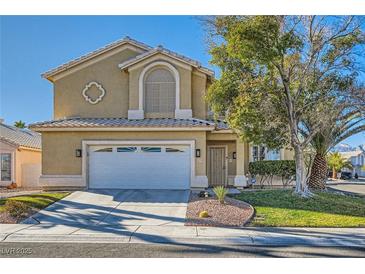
82;140;195;189
207;145;228;187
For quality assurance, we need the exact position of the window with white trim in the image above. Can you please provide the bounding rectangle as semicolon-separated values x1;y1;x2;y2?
94;148;113;152
117;147;137;153
166;147;185;153
1;153;12;181
267;149;281;160
252;146;281;161
141;147;162;153
252;146;266;161
144;68;176;116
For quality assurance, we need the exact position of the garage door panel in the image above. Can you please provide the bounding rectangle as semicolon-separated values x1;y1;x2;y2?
89;145;190;189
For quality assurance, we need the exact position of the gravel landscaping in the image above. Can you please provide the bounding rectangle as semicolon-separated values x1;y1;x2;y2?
185;192;254;227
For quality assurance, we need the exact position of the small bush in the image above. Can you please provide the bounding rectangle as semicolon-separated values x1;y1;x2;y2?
4;200;30;218
199;210;209;218
213;186;228;204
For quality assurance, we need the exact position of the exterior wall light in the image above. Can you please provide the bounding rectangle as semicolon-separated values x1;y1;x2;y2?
75;149;82;158
195;149;201;158
233;152;236;159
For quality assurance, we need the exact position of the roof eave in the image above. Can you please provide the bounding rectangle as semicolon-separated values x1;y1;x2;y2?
30;126;215;132
41;37;152;80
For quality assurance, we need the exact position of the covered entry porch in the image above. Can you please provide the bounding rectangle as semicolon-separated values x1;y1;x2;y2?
206;132;249;188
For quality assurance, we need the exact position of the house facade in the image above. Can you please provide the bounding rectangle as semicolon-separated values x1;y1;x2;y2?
30;37;293;190
0;121;42;188
340;150;365;177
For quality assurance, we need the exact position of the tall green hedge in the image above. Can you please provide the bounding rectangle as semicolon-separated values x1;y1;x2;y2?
248;160;296;187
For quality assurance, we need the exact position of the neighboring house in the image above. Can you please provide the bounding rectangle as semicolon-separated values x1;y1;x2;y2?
340;150;365;177
30;37;293;190
0;120;41;188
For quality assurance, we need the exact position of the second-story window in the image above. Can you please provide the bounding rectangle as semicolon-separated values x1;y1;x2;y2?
144;68;176;117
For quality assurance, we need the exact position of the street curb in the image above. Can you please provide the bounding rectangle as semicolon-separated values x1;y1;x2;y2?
327;187;365;198
2;233;364;247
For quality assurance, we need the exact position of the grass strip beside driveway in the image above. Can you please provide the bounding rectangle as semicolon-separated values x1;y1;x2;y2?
0;192;70;223
234;189;365;227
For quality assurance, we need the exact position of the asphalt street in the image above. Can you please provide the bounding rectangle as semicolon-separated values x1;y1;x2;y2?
0;242;364;258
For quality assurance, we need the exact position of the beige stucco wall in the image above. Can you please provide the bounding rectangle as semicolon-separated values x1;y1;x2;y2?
52;49;210;120
41;131;207;176
283;148;295;160
16;148;42;187
53;48;140;119
192;71;208;119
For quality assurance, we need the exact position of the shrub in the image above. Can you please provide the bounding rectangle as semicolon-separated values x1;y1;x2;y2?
213;186;228;204
199;210;209;218
248;160;296;188
4;200;30;218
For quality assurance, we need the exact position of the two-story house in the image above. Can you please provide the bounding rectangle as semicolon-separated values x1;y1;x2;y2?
30;37;293;190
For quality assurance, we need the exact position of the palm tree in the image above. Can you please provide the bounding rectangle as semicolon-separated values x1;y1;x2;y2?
306;107;365;189
14;120;26;128
327;152;352;179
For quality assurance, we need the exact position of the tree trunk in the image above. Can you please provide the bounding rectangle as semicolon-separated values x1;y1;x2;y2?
332;167;337;179
293;145;312;197
308;153;327;190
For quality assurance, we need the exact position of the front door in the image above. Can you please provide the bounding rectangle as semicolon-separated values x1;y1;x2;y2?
208;147;227;187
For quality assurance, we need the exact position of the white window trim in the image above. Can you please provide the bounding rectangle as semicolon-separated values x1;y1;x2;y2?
250;145;281;162
138;61;180;118
81;140;196;189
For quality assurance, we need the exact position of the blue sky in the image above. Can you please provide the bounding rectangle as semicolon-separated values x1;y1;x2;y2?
0;16;364;147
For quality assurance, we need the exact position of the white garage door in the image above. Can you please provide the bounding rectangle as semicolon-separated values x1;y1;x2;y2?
88;145;191;189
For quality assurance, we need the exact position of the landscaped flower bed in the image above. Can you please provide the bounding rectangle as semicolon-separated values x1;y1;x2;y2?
185;192;254;227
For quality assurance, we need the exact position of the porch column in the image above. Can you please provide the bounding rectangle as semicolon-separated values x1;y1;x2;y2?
234;139;248;189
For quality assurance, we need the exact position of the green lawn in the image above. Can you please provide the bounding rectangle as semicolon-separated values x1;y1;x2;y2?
0;192;70;213
234;190;365;227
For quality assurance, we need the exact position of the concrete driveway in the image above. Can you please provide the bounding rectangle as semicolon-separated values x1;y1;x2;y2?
29;189;189;227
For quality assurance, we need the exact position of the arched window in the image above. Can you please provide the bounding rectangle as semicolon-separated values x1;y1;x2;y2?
144;68;176;117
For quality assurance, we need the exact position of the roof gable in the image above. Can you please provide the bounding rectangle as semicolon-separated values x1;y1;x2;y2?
42;37;151;81
119;45;214;76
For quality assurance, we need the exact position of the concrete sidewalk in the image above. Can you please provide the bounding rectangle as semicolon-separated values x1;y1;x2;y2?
1;223;364;247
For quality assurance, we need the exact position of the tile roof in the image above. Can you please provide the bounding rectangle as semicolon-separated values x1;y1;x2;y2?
0;123;41;149
29;118;217;129
118;45;214;76
42;36;152;79
208;119;230;130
